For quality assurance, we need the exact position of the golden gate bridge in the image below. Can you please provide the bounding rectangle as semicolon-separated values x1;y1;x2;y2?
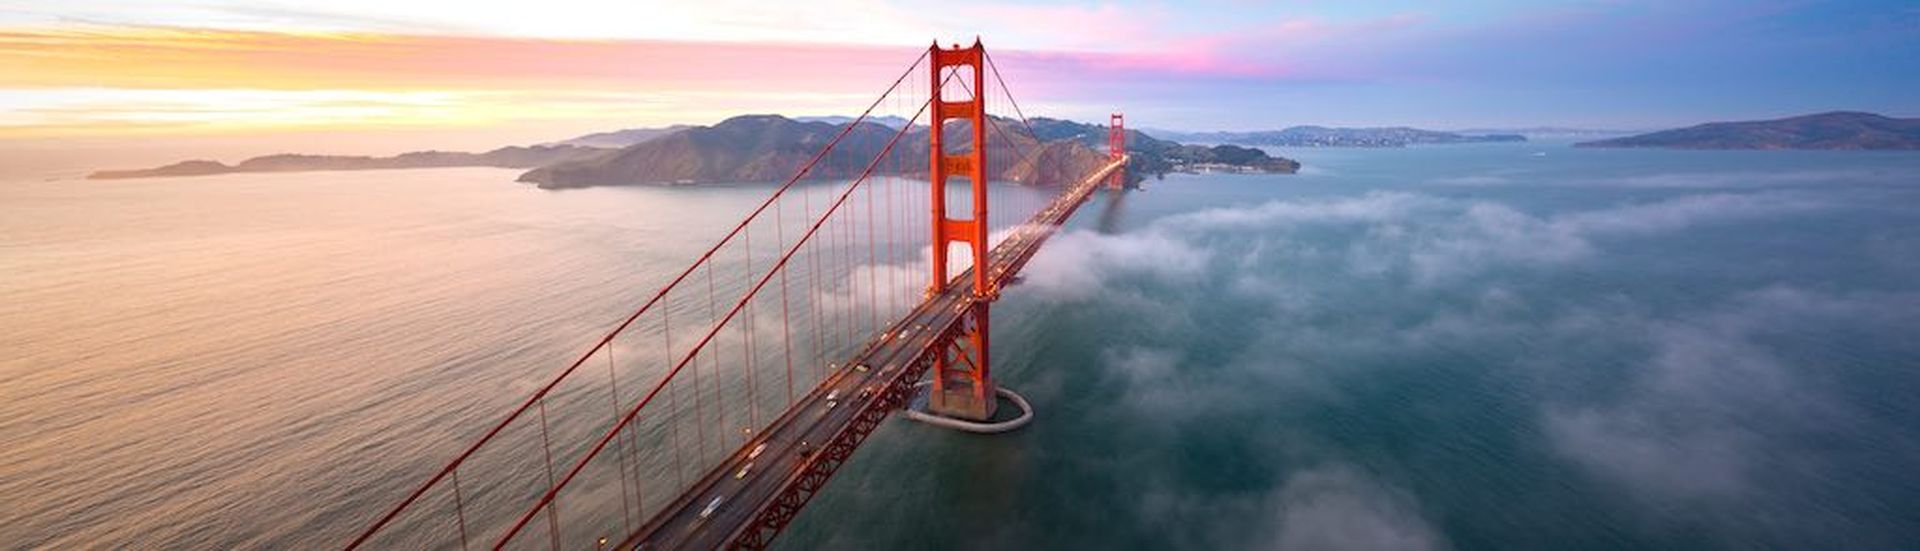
347;39;1129;550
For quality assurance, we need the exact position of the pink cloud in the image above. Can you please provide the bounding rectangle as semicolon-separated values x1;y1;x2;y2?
985;12;1428;88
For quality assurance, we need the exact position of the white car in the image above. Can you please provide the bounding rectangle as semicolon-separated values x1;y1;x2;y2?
699;496;723;519
747;443;767;460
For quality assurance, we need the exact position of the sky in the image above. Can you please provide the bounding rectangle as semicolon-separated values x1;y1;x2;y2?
2;0;1917;158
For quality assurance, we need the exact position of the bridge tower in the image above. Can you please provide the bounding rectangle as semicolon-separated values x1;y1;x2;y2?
1109;112;1126;189
926;40;997;421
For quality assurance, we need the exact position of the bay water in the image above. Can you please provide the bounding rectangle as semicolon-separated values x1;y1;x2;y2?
4;142;1919;549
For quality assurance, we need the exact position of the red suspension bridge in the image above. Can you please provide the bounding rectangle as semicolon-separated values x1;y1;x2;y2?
347;40;1129;550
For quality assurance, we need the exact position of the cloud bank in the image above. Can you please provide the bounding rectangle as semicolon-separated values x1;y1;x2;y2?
1008;186;1914;548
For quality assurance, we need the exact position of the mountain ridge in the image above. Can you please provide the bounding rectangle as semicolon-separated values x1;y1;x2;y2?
518;115;1299;189
548;126;691;148
85;115;1302;185
1575;111;1920;150
1146;126;1525;147
86;145;609;180
519;115;1121;189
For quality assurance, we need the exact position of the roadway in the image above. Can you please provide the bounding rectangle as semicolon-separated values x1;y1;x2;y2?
622;157;1125;549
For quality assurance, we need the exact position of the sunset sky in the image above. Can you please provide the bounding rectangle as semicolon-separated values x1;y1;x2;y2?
3;0;1917;159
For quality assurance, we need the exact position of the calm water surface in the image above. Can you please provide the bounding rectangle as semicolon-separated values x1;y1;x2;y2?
5;143;1920;549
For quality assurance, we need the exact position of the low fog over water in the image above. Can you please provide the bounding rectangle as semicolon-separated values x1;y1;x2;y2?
5;142;1919;548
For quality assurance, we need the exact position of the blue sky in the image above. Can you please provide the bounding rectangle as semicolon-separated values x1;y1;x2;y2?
3;0;1916;145
1048;0;1920;129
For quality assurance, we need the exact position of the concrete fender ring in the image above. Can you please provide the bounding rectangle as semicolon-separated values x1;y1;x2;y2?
904;381;1034;433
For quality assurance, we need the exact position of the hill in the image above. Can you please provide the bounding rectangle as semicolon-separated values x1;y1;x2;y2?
1018;117;1190;177
1575;112;1920;150
517;115;1297;189
549;126;691;148
794;115;912;128
87;145;608;180
519;114;1109;188
1149;126;1524;147
86;115;1301;187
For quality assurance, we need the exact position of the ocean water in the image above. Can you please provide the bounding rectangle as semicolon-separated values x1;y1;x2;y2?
4;143;1919;549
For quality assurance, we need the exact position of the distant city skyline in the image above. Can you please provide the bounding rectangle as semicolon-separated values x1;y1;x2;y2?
3;0;1916;153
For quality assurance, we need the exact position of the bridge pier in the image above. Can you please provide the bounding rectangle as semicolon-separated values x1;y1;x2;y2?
928;301;995;420
909;381;1034;433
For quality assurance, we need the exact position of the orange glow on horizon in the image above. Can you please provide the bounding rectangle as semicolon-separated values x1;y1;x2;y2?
0;24;1215;141
0;27;924;138
0;27;927;90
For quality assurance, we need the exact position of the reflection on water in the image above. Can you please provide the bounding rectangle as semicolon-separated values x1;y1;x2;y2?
1;168;772;547
6;145;1920;549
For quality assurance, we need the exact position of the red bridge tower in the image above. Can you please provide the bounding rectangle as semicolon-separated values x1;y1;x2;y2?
926;40;997;421
1109;112;1126;188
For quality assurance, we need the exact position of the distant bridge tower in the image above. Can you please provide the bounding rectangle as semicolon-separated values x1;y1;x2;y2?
1109;112;1126;188
926;40;997;421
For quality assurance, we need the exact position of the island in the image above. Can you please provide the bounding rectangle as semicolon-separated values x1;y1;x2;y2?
1574;111;1920;150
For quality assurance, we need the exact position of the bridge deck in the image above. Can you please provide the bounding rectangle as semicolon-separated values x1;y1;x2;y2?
624;158;1125;549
